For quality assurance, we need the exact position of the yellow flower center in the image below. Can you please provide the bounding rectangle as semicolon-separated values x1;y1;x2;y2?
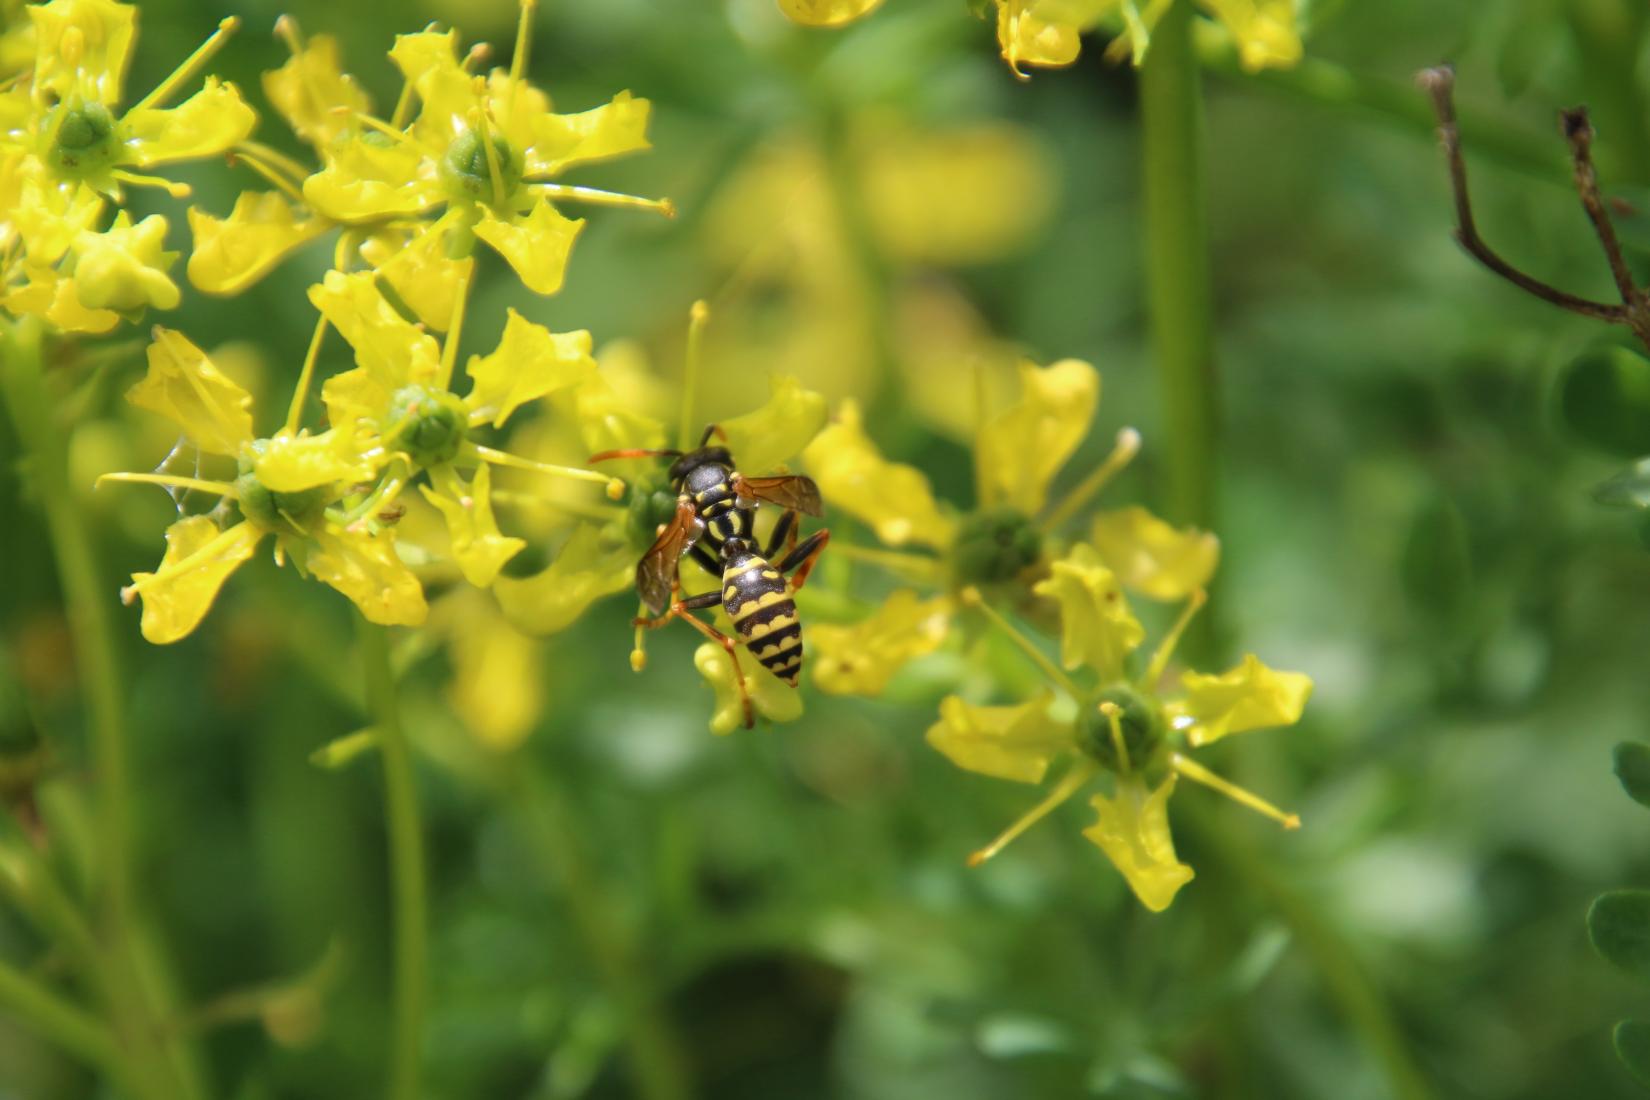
950;505;1043;587
440;127;521;207
387;385;468;468
234;444;333;536
1080;684;1165;774
47;100;121;177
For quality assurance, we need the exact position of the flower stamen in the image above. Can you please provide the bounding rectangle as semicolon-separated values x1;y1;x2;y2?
284;313;330;434
97;472;238;498
1169;752;1300;829
960;585;1083;697
528;182;676;218
967;760;1099;866
130;16;242;114
1100;701;1131;778
1041;427;1142;532
509;0;537;115
1142;587;1206;689
467;443;621;494
109;170;191;199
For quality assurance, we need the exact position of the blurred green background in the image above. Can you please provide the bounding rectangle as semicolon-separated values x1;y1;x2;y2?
9;0;1650;1097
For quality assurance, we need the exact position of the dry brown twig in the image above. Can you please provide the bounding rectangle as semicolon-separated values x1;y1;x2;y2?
1417;64;1650;351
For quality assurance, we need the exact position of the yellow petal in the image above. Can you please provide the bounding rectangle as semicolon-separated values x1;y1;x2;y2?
2;264;118;333
522;91;652;178
1173;653;1312;747
1200;0;1301;72
694;642;802;736
801;400;953;548
126;327;253;455
361;219;473;332
812;591;950;697
306;523;427;626
253;429;376;494
302;140;443;223
186;192;326;296
1090;505;1218;601
418;463;524;588
125;517;261;645
29;0;136;103
119;78;256;167
14;177;104;265
262;31;371;149
494;521;634;636
387;29;469;148
925;692;1072;783
445;599;542;752
465;310;595;428
307;269;440;389
1083;775;1194;912
776;0;884;25
1031;542;1144;678
978;358;1099;513
472;200;584;297
72;212;179;313
996;0;1083;74
718;374;826;476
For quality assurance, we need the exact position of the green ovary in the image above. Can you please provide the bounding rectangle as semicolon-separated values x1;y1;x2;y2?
949;505;1043;587
386;385;468;468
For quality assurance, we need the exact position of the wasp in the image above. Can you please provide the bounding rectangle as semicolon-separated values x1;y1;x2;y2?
592;425;829;728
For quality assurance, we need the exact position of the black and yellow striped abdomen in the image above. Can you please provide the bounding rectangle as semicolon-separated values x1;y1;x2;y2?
722;551;802;686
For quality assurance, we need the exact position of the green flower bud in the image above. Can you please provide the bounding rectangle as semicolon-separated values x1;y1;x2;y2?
625;475;681;552
1079;684;1165;774
47;99;119;176
386;385;468;468
440;127;521;205
234;441;332;535
950;505;1043;587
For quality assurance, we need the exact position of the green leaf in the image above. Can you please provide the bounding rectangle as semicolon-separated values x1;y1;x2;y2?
1616;743;1650;809
1594;459;1650;509
1614;1020;1650;1088
1560;346;1650;457
1589;890;1650;981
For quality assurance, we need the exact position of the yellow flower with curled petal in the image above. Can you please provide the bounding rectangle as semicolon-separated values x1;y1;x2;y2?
811;591;951;697
802;358;1213;696
299;9;668;300
103;329;426;644
307;270;605;588
922;545;1309;911
186;193;326;297
69;211;177;311
695;642;803;736
776;0;885;27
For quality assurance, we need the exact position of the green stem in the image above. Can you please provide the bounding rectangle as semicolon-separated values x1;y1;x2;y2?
1140;1;1219;657
1187;811;1433;1100
1191;23;1579;186
0;322;202;1100
0;955;135;1087
359;620;426;1100
506;765;693;1100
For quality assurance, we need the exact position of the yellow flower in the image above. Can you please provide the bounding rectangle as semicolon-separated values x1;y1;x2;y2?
924;546;1309;911
811;591;951;697
1;1;252;328
186;192;327;297
105;328;426;644
801;359;1213;695
695;643;803;736
299;14;667;298
776;0;885;27
307;270;605;588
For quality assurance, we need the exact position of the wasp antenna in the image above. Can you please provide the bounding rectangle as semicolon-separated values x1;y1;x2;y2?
588;448;683;464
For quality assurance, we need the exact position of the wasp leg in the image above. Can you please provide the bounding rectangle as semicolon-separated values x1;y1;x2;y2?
762;509;797;560
632;589;755;730
777;528;830;591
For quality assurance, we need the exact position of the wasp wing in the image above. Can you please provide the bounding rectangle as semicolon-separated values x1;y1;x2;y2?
636;498;701;615
734;474;823;517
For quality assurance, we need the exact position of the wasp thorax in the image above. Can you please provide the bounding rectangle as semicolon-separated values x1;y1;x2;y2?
387;385;467;468
440;127;521;204
47;99;119;175
1079;685;1165;774
625;476;680;552
234;443;332;536
950;506;1043;587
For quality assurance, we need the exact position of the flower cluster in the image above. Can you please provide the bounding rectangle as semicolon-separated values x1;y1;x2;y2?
778;0;1303;77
